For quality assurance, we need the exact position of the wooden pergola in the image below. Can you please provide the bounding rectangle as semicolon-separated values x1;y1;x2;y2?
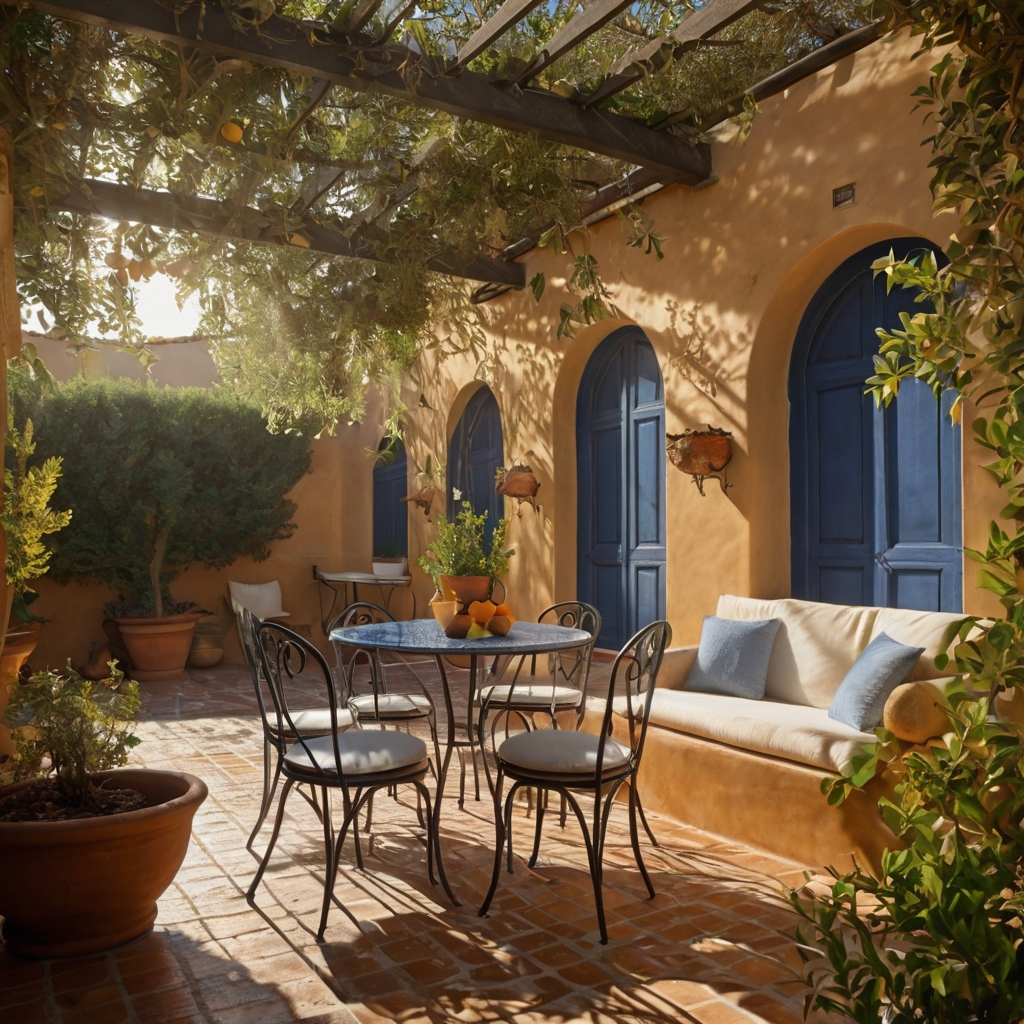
5;0;881;294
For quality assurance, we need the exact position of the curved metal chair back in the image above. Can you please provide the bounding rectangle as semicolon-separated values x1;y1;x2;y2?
594;619;672;780
237;606;279;747
256;621;349;784
328;602;395;705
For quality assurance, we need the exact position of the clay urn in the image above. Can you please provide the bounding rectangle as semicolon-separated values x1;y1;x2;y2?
115;612;205;681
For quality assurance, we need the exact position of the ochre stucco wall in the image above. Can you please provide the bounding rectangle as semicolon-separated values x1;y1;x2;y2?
398;29;1004;648
27;30;1007;671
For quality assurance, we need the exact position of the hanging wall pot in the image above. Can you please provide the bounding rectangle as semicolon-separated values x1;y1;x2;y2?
666;426;733;496
400;485;435;520
495;464;540;516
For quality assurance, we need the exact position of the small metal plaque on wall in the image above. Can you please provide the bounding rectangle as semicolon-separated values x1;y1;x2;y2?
832;182;856;209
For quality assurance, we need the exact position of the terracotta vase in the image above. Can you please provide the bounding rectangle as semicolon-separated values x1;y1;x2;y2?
429;593;458;630
0;622;42;758
115;612;204;681
439;575;492;607
186;619;225;669
0;768;207;957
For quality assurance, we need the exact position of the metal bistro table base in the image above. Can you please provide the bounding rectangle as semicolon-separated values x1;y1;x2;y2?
328;618;591;906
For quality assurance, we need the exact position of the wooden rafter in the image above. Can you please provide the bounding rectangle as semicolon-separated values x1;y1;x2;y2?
514;0;635;87
455;0;545;70
15;0;712;184
55;178;526;286
582;0;762;108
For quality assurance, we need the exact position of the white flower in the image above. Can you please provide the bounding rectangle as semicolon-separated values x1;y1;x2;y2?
452;488;462;501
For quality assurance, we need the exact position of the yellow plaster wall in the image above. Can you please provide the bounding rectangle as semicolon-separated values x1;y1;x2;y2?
401;30;1004;648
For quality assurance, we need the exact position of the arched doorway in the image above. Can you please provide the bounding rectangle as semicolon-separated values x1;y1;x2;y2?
576;326;666;650
372;437;408;557
448;386;503;541
789;238;962;611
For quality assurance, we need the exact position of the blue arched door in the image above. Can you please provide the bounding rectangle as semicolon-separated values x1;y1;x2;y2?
372;437;408;557
789;238;962;611
577;327;666;650
448;386;503;542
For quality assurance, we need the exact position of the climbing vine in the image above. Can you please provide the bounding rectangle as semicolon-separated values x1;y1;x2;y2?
790;3;1024;1021
2;0;863;433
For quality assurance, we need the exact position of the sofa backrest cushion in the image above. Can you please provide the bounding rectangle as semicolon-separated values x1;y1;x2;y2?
717;595;879;709
871;608;968;681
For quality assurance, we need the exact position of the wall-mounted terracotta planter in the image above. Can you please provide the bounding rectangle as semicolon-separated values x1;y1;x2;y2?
496;466;541;516
115;612;204;681
666;426;733;496
0;768;207;957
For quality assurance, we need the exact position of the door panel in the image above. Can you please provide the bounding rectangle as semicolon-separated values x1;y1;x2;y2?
578;328;667;650
790;238;962;613
372;438;408;556
449;387;503;543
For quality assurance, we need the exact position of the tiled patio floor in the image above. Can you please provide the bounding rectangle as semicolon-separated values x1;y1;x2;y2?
0;661;817;1024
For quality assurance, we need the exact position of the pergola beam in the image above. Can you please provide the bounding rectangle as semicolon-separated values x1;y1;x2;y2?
582;0;763;108
16;0;713;184
55;178;526;286
455;0;546;69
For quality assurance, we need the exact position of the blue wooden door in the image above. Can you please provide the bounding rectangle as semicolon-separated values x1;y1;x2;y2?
448;386;503;542
789;238;962;612
372;438;408;556
577;327;667;650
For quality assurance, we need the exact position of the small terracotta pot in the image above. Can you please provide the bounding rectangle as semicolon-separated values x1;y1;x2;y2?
439;575;492;607
0;622;42;758
496;468;540;499
0;768;207;957
116;613;204;681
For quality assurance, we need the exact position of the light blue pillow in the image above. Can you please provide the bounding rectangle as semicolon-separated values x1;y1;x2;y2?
828;632;925;732
685;615;782;699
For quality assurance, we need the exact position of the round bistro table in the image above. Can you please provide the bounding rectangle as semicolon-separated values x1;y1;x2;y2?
329;617;592;904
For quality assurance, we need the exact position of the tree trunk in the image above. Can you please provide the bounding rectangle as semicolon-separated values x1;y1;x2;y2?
149;527;170;619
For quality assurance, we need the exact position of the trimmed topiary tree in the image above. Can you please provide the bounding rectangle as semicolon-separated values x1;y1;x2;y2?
28;378;312;617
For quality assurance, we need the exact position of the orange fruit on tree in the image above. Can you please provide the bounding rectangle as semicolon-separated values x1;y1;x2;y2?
220;121;244;144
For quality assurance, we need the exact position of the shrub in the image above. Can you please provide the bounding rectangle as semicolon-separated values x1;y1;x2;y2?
418;500;513;581
27;378;312;616
1;664;141;809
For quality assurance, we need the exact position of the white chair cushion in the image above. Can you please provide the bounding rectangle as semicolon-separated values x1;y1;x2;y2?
284;731;427;777
717;595;880;709
629;689;875;774
871;607;968;681
498;729;631;775
229;580;289;620
271;707;355;737
478;684;581;708
350;693;432;717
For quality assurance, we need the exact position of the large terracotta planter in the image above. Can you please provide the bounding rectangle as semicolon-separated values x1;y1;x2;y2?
115;612;204;681
0;622;42;758
439;575;492;607
0;768;207;958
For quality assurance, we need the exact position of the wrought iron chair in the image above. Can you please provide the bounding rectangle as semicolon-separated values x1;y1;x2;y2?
236;607;356;851
247;621;450;939
329;602;443;774
478;619;672;944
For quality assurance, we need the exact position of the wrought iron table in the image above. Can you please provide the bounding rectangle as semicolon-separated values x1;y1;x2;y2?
313;567;415;632
328;617;592;904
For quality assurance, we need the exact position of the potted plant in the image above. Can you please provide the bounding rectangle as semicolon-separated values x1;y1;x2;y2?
419;499;513;626
25;379;311;681
0;663;207;956
0;418;72;755
372;540;409;578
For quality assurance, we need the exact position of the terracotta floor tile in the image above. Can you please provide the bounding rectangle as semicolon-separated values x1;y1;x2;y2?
0;665;822;1024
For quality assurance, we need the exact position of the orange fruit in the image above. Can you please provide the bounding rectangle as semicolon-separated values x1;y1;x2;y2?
469;600;496;625
494;603;511;617
220;121;244;144
128;260;143;282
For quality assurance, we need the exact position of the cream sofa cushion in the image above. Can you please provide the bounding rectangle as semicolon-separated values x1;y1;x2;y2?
633;689;876;774
872;608;967;681
717;595;878;709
